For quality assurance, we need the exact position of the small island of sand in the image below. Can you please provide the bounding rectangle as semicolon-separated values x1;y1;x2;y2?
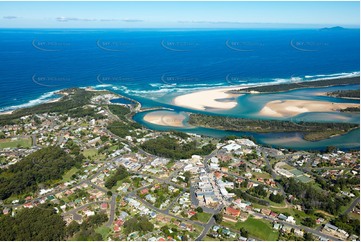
173;87;241;111
259;100;360;118
143;111;188;127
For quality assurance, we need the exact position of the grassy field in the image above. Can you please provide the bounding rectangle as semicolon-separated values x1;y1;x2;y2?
82;148;106;160
203;235;220;241
83;148;98;157
62;167;79;182
222;217;278;241
0;137;32;148
196;212;212;223
95;226;111;240
251;172;272;179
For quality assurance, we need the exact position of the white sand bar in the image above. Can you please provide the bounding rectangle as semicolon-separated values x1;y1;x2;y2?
259;100;360;118
143;111;187;127
173;87;240;111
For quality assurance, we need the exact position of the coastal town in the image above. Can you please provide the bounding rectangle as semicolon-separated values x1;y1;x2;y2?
0;88;359;241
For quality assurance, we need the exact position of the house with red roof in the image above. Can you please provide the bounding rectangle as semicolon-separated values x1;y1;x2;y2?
23;203;33;208
140;188;149;195
101;203;108;210
225;206;241;217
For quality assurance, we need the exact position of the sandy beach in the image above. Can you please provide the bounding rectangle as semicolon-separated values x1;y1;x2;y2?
0;110;14;115
143;111;187;127
173;87;242;111
259;100;360;118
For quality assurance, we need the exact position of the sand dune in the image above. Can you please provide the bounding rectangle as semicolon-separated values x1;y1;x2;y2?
259;100;360;118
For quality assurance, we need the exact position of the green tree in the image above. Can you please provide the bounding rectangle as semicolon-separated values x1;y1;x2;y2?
196;207;203;213
214;213;223;223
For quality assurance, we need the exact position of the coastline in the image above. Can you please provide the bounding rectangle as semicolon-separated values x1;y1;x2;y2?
0;96;63;116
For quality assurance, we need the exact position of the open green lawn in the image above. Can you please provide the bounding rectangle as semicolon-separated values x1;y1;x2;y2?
62;167;79;182
83;148;98;157
295;175;313;183
108;145;118;152
82;148;106;160
196;212;212;223
280;163;294;170
0;137;32;148
222;217;278;241
203;235;220;241
251;172;272;179
348;212;360;220
95;226;111;240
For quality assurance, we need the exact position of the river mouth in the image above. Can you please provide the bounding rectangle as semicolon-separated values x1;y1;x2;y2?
129;83;360;151
133;109;360;151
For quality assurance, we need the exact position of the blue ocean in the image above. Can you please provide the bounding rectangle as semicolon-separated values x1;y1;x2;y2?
0;28;359;111
0;29;359;150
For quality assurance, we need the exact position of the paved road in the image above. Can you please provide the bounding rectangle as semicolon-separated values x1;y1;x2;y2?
62;200;107;216
31;134;37;147
261;150;286;195
196;205;224;241
85;180;108;193
196;217;215;241
105;194;117;227
343;196;360;215
134;172;189;192
164;191;184;213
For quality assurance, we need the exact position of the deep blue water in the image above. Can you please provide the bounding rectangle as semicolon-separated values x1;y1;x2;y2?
0;28;359;111
0;29;359;150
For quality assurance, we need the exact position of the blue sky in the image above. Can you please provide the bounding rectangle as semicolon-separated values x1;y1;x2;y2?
0;1;359;28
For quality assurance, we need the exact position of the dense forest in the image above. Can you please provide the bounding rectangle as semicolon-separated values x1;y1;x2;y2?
0;204;66;240
104;165;130;189
107;121;142;138
141;136;215;159
188;113;359;141
233;77;359;93
231;188;270;206
108;104;131;121
0;204;108;240
123;215;154;235
327;89;360;99
330;214;360;236
280;178;351;215
68;213;108;240
0;146;83;200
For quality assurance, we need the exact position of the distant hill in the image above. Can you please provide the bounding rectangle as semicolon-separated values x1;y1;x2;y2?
320;26;346;31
